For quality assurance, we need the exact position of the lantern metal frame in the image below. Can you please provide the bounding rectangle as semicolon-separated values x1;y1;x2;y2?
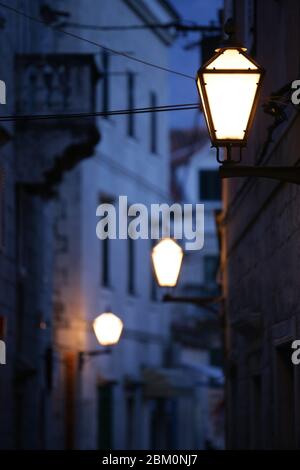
162;293;223;315
196;24;300;185
78;348;111;370
196;46;265;164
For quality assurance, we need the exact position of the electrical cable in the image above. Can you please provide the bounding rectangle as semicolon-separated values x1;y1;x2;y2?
0;3;288;123
0;2;194;80
63;21;180;31
61;21;221;33
0;94;287;123
0;103;200;122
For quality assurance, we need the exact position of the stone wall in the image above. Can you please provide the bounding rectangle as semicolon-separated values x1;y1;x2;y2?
223;0;300;449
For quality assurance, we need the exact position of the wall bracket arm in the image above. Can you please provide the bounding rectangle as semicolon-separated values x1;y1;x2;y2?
78;348;111;370
219;165;300;185
162;294;223;314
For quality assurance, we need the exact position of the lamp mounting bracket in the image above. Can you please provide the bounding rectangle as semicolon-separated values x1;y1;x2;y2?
78;348;111;370
219;18;244;49
162;294;223;314
216;145;243;164
219;165;300;185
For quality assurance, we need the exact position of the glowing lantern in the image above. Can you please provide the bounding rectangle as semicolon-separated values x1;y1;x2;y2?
196;46;264;149
93;312;123;346
152;238;183;287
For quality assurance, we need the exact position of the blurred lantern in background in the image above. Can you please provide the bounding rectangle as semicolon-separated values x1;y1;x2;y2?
93;312;123;346
151;238;183;288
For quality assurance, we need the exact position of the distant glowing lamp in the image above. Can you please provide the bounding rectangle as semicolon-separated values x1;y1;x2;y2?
151;238;183;288
93;312;123;346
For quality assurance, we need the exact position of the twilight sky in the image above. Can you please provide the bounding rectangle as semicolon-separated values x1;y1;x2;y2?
169;0;223;129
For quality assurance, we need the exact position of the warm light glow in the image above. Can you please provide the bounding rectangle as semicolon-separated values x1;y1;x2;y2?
207;48;256;69
93;312;123;346
202;72;260;140
197;47;263;145
152;238;183;287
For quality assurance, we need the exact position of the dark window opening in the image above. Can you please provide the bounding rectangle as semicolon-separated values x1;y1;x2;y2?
150;92;157;154
102;237;110;287
204;255;219;284
248;0;257;57
99;195;114;287
0;168;4;251
97;384;113;450
199;170;221;201
250;374;262;449
102;51;110;118
128;236;135;295
126;395;135;450
210;347;223;367
276;343;295;449
150;239;157;301
229;366;238;447
127;72;135;137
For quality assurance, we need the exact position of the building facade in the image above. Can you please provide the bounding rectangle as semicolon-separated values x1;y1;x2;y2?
0;1;101;449
0;0;182;450
50;0;190;450
0;0;225;451
221;0;300;449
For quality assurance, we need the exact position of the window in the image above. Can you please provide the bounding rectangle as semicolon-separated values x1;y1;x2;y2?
247;0;257;56
127;72;135;137
0;316;6;340
102;237;110;287
250;374;262;449
150;239;157;301
229;366;238;447
126;395;135;450
199;170;221;201
128;236;135;295
210;347;223;367
276;343;296;449
203;255;219;284
150;92;157;154
99;195;114;287
102;51;110;117
97;384;114;450
0;167;4;251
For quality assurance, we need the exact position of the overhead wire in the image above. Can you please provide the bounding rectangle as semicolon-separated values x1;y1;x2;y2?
0;103;200;122
0;94;289;123
0;3;289;123
0;2;194;80
59;20;220;33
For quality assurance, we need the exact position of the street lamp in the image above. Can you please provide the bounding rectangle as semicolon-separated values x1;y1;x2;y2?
196;22;264;163
78;312;123;369
196;18;300;185
151;239;222;313
151;238;183;287
93;312;123;346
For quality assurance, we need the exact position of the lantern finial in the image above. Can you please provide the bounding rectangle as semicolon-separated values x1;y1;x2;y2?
217;18;245;50
224;18;235;40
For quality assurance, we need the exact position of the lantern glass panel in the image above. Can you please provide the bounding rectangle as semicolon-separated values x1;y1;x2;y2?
197;47;263;145
203;72;261;140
